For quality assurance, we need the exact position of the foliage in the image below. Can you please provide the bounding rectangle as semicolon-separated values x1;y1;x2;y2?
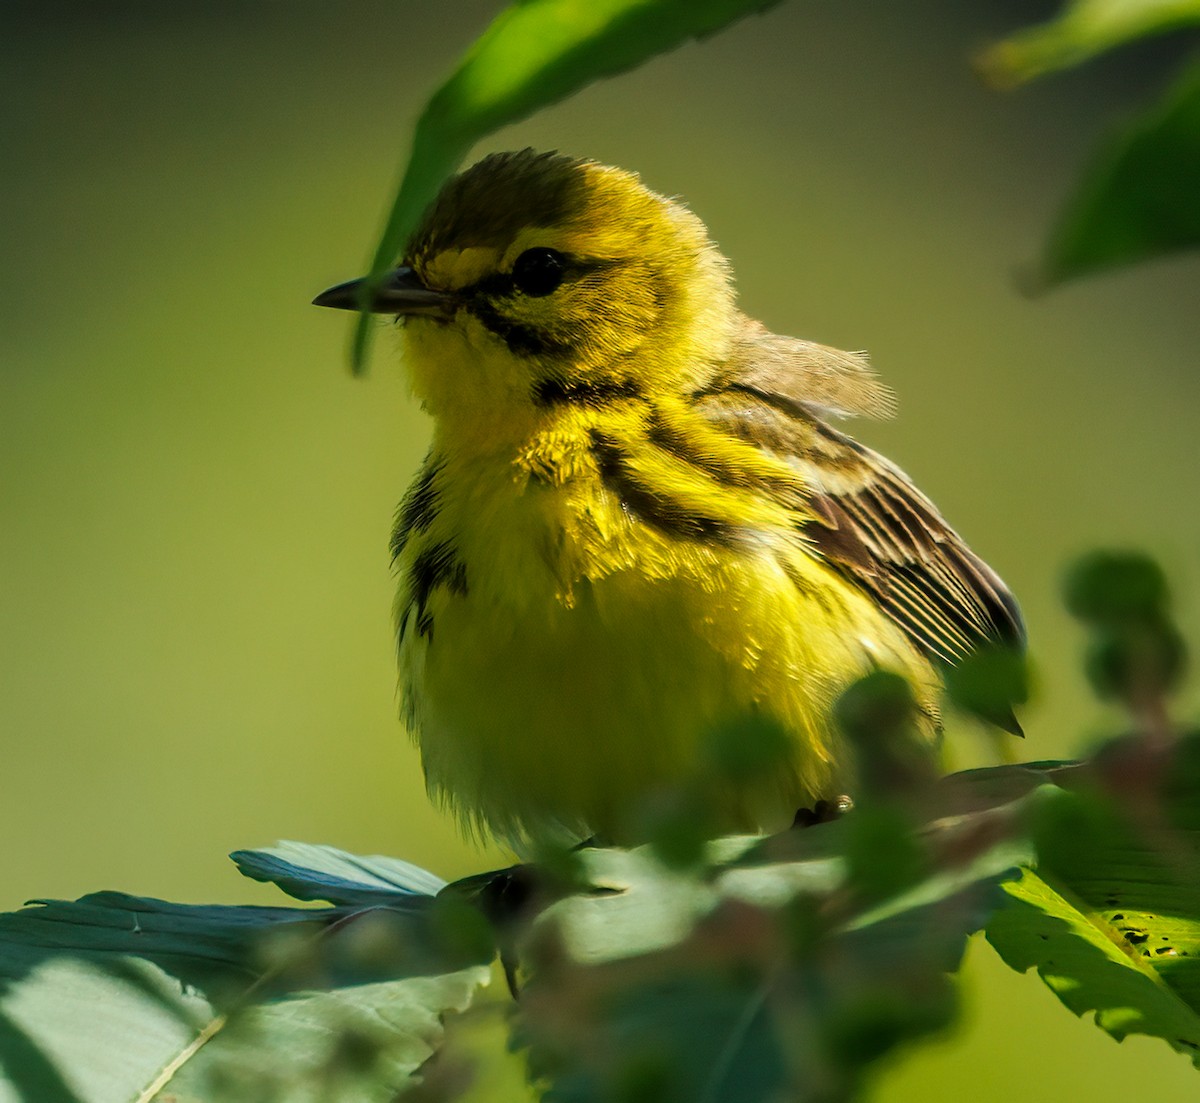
2;547;1198;1099
980;0;1200;283
985;745;1200;1065
0;785;1025;1102
986;552;1200;1065
516;809;1023;1102
0;844;491;1103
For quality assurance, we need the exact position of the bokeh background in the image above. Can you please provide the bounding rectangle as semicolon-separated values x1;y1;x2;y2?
3;1;1199;1098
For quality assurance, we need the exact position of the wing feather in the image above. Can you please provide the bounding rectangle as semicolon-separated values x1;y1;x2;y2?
695;333;1025;689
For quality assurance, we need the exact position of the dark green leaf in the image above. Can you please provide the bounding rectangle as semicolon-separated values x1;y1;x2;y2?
843;806;929;903
943;646;1031;731
1084;620;1187;701
1063;550;1171;624
640;788;715;871
1039;59;1200;284
1061;552;1186;704
835;672;938;799
705;714;793;784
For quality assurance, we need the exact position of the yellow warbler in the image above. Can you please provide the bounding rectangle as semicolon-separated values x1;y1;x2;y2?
315;150;1023;850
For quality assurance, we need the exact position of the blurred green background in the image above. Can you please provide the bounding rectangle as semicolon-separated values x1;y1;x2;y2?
3;1;1199;1098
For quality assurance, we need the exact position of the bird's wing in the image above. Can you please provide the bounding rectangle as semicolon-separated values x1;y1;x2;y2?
705;320;898;422
695;329;1025;680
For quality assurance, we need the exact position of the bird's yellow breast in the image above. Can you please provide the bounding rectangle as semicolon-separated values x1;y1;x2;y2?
394;414;936;850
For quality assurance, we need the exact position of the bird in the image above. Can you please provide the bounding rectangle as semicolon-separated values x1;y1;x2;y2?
314;149;1024;852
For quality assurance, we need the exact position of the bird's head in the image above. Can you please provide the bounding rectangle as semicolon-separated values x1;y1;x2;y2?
315;150;736;438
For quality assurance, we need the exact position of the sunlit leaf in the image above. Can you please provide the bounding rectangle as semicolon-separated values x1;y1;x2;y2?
349;0;784;371
977;0;1200;88
986;736;1200;1065
988;868;1200;1065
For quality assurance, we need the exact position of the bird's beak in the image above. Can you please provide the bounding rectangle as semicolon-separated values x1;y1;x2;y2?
312;266;456;317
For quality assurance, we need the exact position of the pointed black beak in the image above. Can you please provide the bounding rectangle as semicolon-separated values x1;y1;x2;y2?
312;266;457;317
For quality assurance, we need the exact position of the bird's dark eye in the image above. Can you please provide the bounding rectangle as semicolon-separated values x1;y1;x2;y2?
512;248;565;297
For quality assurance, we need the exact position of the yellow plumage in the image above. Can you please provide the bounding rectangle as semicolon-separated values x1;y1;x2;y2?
314;150;1023;850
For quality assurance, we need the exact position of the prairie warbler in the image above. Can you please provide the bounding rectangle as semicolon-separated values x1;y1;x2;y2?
315;150;1023;849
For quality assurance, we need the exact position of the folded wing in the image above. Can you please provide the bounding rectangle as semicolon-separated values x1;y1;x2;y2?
696;324;1025;730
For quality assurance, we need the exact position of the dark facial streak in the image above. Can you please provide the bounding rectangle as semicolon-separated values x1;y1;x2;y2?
470;299;565;357
454;255;616;360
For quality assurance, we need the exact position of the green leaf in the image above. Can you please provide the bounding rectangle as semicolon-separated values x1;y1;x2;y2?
986;736;1200;1066
977;0;1200;88
517;789;1028;1103
988;868;1200;1064
942;645;1031;733
1063;550;1172;624
0;845;491;1102
349;0;784;372
1039;58;1200;284
231;840;447;906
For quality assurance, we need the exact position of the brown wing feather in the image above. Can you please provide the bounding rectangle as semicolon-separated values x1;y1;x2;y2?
695;370;1025;676
704;320;898;421
808;436;1025;661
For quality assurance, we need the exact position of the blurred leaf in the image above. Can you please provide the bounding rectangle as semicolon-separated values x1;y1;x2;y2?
0;844;491;1103
1038;59;1200;284
942;645;1030;734
835;671;939;799
1062;551;1187;705
517;788;1029;1103
398;999;532;1103
843;806;929;903
525;844;730;967
833;671;918;749
986;735;1200;1065
639;787;716;871
349;0;784;371
706;714;793;783
1085;619;1187;702
1063;550;1171;624
428;895;503;968
933;759;1086;813
977;0;1200;87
